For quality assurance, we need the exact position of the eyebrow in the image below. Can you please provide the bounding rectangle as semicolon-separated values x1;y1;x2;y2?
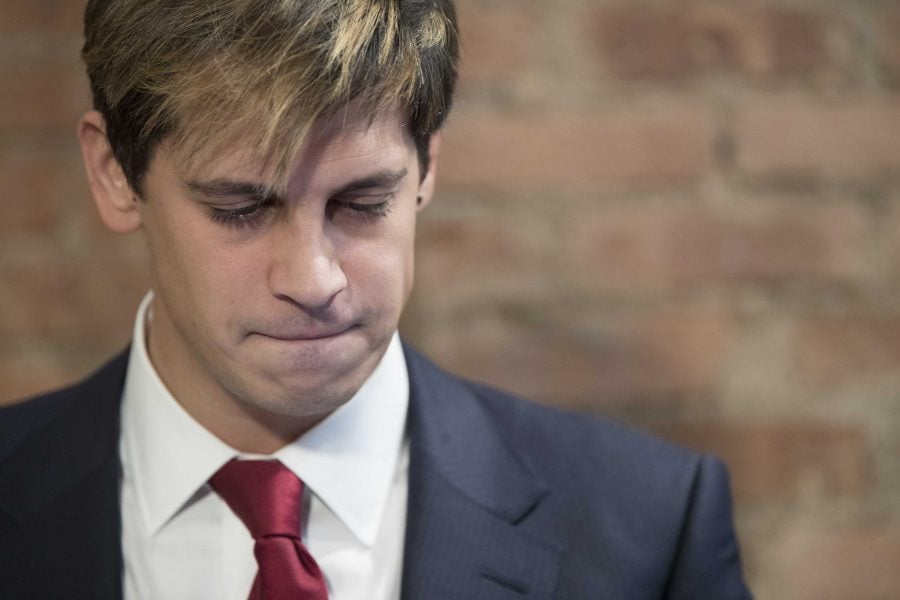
184;179;274;199
184;168;409;200
331;168;408;196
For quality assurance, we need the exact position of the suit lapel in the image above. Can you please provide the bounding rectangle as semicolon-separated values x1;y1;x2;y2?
400;346;562;600
0;351;127;600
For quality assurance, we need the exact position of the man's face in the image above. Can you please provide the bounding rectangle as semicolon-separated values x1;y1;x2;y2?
132;109;433;436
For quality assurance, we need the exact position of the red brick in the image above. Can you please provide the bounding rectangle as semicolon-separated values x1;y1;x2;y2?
0;143;84;236
413;210;555;310
0;353;75;405
0;50;91;133
406;304;736;411
588;3;851;81
652;422;873;505
790;314;900;390
0;258;88;341
886;194;900;284
0;0;86;35
0;251;149;345
567;200;869;294
735;99;900;180
440;107;713;192
761;520;900;600
875;6;900;85
456;2;538;84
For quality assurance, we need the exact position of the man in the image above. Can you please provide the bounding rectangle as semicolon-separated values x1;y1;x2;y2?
0;1;752;598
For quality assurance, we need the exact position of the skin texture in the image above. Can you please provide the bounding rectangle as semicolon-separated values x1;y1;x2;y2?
78;108;439;453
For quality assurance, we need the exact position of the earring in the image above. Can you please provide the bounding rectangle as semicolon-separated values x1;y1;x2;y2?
416;195;423;205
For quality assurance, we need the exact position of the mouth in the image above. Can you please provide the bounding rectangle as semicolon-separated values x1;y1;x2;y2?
254;324;356;342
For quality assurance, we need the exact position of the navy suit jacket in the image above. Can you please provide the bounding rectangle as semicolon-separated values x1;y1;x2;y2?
0;344;752;599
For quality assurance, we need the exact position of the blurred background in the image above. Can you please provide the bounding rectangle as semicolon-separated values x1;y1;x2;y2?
1;0;899;597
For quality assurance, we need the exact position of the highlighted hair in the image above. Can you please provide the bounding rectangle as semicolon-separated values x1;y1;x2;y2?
82;0;459;192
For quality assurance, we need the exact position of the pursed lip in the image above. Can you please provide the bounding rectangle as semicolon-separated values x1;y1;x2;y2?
253;324;356;342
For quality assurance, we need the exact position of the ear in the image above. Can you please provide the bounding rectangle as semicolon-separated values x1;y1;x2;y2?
77;110;142;233
416;132;441;212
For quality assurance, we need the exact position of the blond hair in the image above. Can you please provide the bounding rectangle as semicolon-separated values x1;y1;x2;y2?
82;0;459;193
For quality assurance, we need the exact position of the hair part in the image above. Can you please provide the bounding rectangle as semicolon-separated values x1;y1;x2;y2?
82;0;459;194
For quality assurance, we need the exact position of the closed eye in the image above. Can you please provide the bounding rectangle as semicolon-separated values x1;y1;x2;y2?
209;195;280;229
327;192;394;221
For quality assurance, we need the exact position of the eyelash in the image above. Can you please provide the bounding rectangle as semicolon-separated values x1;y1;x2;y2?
209;198;277;229
209;197;392;230
333;199;392;221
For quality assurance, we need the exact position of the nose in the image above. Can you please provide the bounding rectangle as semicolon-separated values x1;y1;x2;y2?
268;219;348;311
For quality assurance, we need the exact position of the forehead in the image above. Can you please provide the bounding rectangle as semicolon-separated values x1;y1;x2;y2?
300;109;414;166
173;108;415;188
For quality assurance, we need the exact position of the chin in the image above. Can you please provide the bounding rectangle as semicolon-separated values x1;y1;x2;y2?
266;368;368;411
259;388;355;420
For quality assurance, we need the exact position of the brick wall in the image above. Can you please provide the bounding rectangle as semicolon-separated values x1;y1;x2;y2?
2;1;899;597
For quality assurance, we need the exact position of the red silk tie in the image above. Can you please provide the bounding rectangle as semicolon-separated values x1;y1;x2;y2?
210;459;329;600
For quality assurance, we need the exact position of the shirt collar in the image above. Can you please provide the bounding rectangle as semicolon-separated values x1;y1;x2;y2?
120;292;409;547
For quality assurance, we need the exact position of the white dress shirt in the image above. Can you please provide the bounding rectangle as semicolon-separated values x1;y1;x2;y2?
120;293;409;600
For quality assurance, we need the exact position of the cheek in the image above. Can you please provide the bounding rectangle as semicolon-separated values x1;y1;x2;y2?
202;245;271;312
342;220;417;304
151;224;262;317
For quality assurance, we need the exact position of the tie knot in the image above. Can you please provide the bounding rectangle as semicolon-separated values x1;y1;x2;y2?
210;459;303;539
